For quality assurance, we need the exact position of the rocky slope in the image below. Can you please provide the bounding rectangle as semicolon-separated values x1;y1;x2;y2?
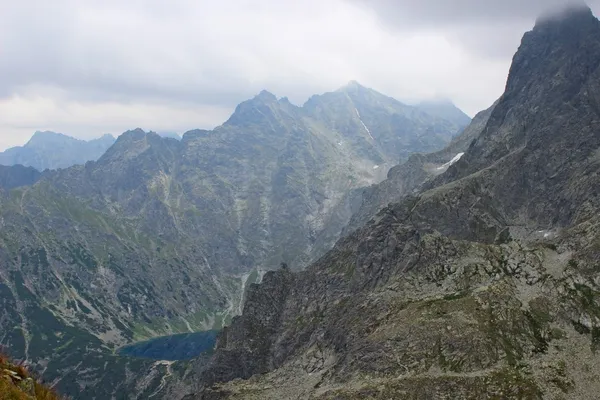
173;5;600;399
301;87;476;258
0;131;116;171
341;101;497;238
0;165;41;190
0;85;465;398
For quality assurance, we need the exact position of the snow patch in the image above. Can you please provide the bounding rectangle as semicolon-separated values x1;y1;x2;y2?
355;108;374;140
537;230;552;238
436;153;465;170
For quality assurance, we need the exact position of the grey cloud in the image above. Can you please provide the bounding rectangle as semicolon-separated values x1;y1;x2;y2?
0;0;357;109
351;0;598;26
352;0;600;58
0;2;257;106
2;0;597;149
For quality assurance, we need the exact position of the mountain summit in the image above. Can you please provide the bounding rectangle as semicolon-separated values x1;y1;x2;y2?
440;1;600;228
535;1;593;25
336;80;370;93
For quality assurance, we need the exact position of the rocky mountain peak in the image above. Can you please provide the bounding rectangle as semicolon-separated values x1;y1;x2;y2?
445;2;600;186
516;2;598;68
255;89;278;102
224;90;293;127
306;81;383;109
525;3;598;51
98;129;177;168
26;130;72;146
95;133;117;146
278;96;292;105
336;80;372;96
340;79;365;89
157;131;182;140
181;129;212;142
117;128;148;142
535;2;594;27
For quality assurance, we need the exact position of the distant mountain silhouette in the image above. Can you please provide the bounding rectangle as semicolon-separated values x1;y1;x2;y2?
0;131;115;170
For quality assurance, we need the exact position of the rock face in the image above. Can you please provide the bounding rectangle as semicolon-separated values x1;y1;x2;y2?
0;85;464;398
0;131;116;171
175;6;600;399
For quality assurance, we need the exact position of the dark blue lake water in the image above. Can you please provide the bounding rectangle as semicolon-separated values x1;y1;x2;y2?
118;330;219;361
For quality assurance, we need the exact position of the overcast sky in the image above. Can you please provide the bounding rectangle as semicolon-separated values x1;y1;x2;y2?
1;0;599;150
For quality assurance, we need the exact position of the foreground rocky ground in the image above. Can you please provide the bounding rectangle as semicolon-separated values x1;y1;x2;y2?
0;354;60;400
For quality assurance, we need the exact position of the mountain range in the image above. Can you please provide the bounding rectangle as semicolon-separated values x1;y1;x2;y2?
8;4;600;399
138;4;600;399
0;83;468;398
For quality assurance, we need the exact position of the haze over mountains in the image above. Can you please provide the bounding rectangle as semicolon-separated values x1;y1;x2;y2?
0;131;184;172
0;90;467;173
0;132;116;171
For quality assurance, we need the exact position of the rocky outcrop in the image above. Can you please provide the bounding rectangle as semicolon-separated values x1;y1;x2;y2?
178;5;600;399
200;267;297;386
0;354;59;399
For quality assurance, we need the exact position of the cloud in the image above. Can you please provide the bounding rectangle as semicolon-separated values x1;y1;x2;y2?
350;0;596;26
351;0;600;58
0;89;231;148
0;0;598;150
